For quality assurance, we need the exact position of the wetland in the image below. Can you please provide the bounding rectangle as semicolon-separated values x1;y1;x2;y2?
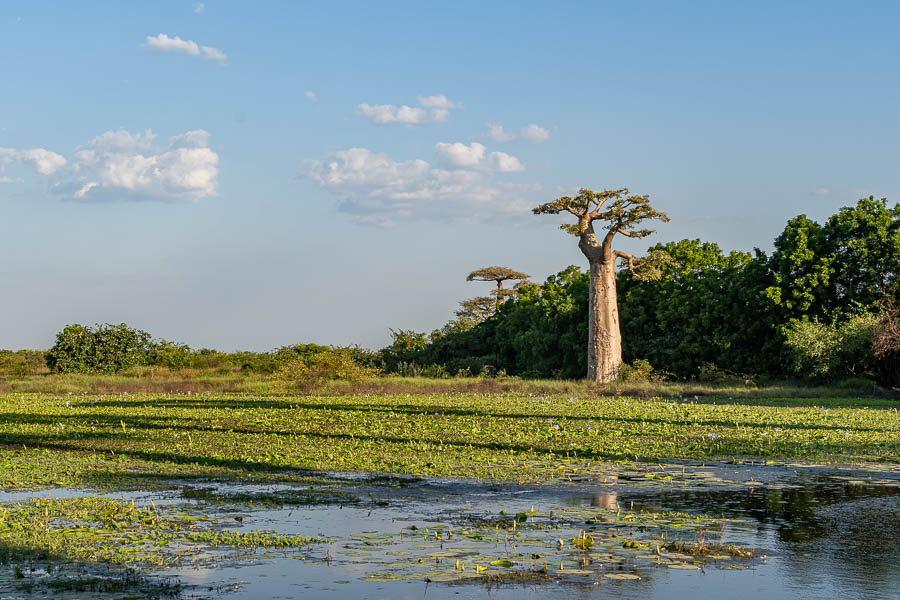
1;391;898;598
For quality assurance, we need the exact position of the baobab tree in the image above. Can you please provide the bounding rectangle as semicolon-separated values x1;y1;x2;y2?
455;296;496;322
533;188;670;382
466;266;530;310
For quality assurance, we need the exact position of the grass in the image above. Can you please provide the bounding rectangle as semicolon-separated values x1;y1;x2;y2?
1;389;898;491
0;366;885;397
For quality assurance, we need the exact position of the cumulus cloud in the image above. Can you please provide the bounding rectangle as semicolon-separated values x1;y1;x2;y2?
142;33;227;63
358;104;429;125
358;94;462;125
0;176;23;184
52;129;218;202
305;147;533;226
520;123;549;143
487;151;525;173
435;142;486;168
0;146;67;176
485;123;516;142
194;2;205;13
305;90;317;103
435;142;524;172
0;130;218;201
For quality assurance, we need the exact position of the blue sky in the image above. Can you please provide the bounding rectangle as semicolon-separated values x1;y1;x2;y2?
2;1;899;351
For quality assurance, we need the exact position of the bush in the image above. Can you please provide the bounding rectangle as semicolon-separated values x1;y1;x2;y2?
0;350;47;378
783;314;878;381
274;348;380;392
152;341;195;370
618;359;663;383
45;323;156;374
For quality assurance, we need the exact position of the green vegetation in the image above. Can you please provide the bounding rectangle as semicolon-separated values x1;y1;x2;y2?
0;496;321;567
386;197;900;384
1;390;897;491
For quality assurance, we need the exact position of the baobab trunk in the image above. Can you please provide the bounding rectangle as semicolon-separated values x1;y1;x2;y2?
587;258;622;382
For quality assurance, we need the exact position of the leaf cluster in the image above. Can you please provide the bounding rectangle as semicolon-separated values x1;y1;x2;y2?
466;266;530;284
533;188;669;237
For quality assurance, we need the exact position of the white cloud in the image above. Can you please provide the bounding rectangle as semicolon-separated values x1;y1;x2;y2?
810;187;831;197
358;103;429;125
520;123;549;143
51;129;219;202
305;147;533;226
194;2;205;13
358;94;462;125
142;33;227;63
488;151;525;173
0;146;67;176
435;142;486;168
0;176;23;184
305;90;317;103
170;129;210;148
435;142;524;172
20;148;68;175
82;129;156;152
417;94;463;110
485;123;516;142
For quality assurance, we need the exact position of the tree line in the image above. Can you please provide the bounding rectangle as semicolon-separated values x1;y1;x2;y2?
20;195;899;388
382;196;899;386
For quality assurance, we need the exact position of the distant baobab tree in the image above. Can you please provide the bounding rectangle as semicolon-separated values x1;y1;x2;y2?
533;188;670;383
455;296;496;322
466;266;530;311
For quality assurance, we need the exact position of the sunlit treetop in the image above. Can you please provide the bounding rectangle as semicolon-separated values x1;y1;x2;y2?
533;187;669;238
466;266;530;286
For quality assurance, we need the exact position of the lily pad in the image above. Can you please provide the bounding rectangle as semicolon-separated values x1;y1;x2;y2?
605;573;641;580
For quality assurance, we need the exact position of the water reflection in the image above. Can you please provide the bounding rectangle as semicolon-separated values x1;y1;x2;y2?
590;491;618;510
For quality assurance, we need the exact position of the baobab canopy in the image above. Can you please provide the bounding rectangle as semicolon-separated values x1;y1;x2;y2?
466;267;530;286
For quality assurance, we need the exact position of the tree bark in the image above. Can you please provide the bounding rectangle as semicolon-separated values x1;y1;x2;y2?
587;258;623;382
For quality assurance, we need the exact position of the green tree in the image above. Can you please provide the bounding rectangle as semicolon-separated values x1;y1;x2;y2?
766;197;900;322
822;197;900;310
533;188;669;382
45;323;156;373
494;266;589;378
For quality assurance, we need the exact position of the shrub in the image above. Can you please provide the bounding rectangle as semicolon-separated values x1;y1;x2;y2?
46;323;156;374
783;314;878;381
0;350;47;378
274;348;380;392
152;341;194;370
618;359;663;383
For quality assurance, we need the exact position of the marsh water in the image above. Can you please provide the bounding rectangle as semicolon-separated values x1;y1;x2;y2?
1;462;898;600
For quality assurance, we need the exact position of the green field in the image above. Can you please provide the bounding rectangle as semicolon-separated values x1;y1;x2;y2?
2;388;898;490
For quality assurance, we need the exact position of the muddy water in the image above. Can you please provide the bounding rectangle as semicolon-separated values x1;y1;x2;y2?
2;463;898;599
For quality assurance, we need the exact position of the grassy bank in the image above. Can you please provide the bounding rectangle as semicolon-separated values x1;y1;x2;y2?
1;390;897;490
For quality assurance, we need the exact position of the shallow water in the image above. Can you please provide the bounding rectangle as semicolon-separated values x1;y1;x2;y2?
1;464;898;599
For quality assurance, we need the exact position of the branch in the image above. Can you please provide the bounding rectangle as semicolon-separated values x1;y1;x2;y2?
614;250;641;271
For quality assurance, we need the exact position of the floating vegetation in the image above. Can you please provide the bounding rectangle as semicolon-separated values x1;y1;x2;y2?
2;391;898;492
344;500;758;585
180;485;355;507
0;495;326;591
